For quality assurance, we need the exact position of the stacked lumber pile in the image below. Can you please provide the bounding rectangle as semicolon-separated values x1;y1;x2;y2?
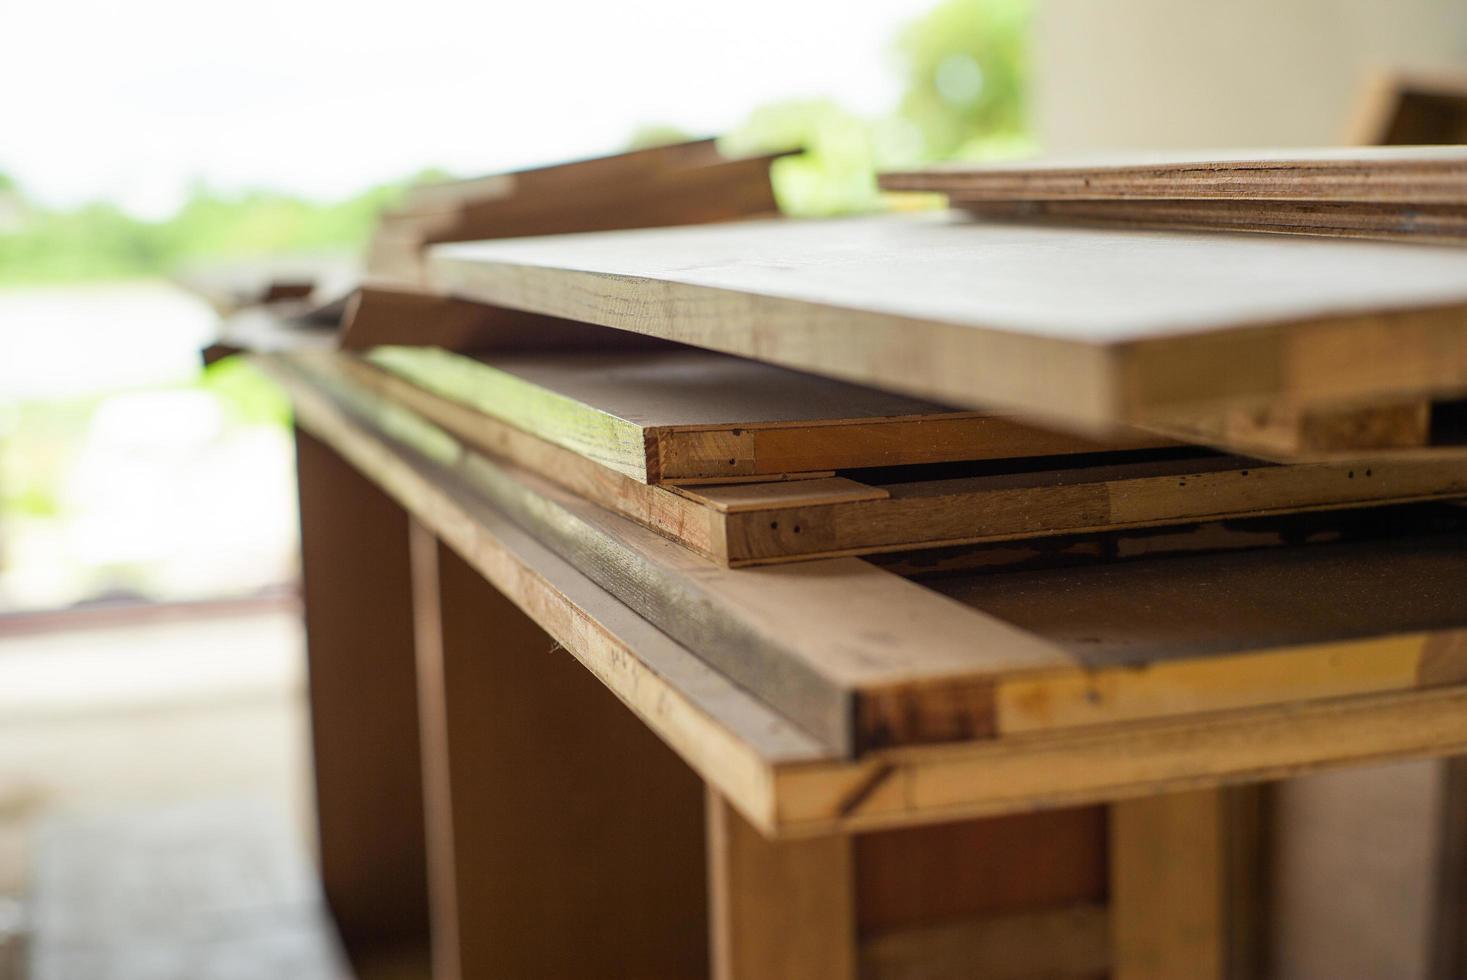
222;140;1467;743
879;145;1467;242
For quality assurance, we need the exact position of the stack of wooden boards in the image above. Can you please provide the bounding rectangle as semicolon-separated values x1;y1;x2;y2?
880;145;1467;243
223;140;1467;752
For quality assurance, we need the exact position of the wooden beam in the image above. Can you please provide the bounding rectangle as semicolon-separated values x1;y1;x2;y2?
1111;787;1265;980
410;524;709;979
294;427;430;963
707;789;855;980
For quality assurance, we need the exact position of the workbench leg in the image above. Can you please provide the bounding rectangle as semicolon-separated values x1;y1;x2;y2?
705;789;856;980
1111;787;1265;980
409;525;707;980
295;428;431;963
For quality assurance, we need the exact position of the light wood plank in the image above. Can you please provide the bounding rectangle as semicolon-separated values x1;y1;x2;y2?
707;789;855;980
1112;790;1229;979
426;212;1467;443
367;346;1162;482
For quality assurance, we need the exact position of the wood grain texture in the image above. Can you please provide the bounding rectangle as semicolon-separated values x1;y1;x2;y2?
879;145;1467;202
341;355;1467;566
1111;790;1229;980
412;527;708;980
269;357;1467;836
707;789;855;980
426;213;1467;440
858;904;1109;980
854;809;1106;933
959;199;1467;244
367;345;1162;482
368;139;784;286
282;353;1467;756
294;427;431;963
337;286;666;354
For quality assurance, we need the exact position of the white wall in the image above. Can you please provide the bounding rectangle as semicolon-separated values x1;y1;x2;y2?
1032;0;1467;151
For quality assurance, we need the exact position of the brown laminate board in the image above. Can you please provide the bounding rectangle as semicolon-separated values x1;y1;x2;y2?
366;345;1166;483
878;146;1467;203
426;212;1467;443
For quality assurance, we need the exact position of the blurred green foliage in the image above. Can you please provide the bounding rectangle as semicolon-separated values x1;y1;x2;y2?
0;0;1033;282
0;182;405;285
725;0;1033;216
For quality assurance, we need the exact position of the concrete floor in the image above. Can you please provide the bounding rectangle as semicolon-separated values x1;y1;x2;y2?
0;603;312;977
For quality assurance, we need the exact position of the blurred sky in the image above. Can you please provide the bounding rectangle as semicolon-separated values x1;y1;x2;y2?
5;0;934;218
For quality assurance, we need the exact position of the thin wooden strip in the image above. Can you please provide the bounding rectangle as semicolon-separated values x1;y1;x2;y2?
707;789;856;980
958;199;1467;245
368;345;1165;483
673;478;889;513
719;455;1467;564
770;685;1467;835
257;355;829;832
879;146;1467;203
859;903;1109;980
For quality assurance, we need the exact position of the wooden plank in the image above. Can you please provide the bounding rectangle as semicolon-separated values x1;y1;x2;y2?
369;140;785;286
284;353;1467;755
411;525;708;980
879;145;1467;203
1111;790;1228;979
294;427;430;963
959;199;1467;245
425;212;1467;442
706;789;855;980
858;904;1109;980
775;685;1467;835
337;287;666;354
339;355;1467;565
367;346;1164;483
1146;397;1439;459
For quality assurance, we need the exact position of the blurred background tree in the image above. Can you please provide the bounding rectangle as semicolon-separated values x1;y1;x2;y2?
0;0;1033;283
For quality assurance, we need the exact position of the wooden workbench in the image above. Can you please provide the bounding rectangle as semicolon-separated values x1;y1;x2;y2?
260;349;1467;980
